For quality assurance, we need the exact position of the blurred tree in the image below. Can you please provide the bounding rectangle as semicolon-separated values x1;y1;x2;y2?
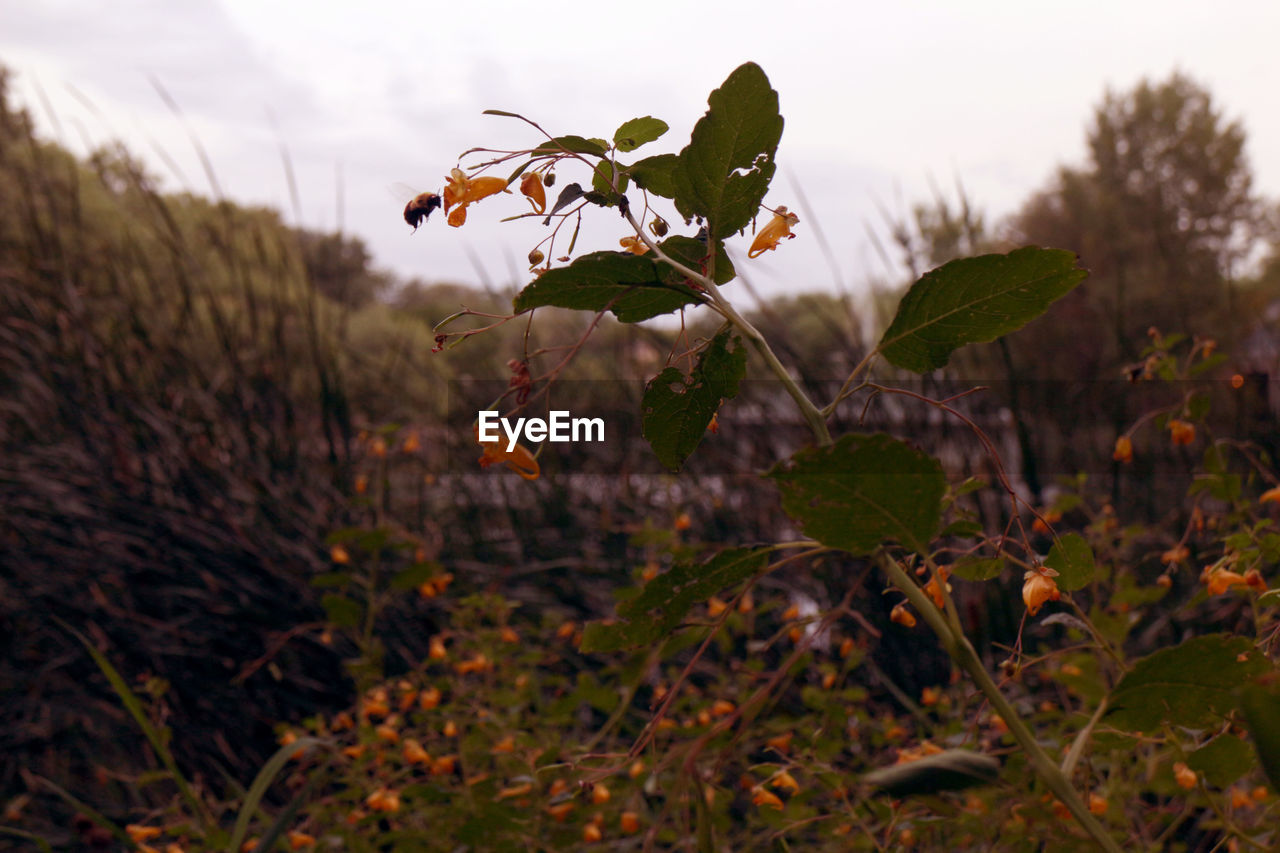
295;228;393;308
1011;72;1265;368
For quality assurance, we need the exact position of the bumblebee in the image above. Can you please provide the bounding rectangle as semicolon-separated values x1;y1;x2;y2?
403;192;442;232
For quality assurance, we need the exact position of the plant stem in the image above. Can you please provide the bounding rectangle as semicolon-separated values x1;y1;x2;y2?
876;552;1122;853
620;208;831;446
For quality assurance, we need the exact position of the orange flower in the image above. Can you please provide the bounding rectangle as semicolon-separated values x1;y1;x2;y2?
751;786;784;809
127;826;163;843
1161;545;1189;565
330;544;351;564
442;168;510;227
619;236;650;255
1231;373;1245;389
620;812;641;835
1113;435;1133;463
519;172;546;214
923;566;952;609
747;206;800;258
890;602;916;628
1168;419;1196;446
474;424;539;480
1204;567;1249;596
1088;793;1108;815
1261;486;1280;504
770;771;800;793
286;831;316;850
1173;762;1197;790
1022;569;1061;616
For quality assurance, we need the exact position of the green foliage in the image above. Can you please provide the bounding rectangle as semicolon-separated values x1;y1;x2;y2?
670;62;783;242
613;116;669;152
512;250;701;322
1044;532;1095;591
1106;635;1273;733
641;329;746;471
769;434;945;555
580;547;769;652
877;247;1088;372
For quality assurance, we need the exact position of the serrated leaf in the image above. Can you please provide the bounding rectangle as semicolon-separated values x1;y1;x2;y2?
671;62;783;240
614;116;669;152
951;557;1003;581
1188;735;1255;788
513;251;701;323
642;330;746;471
1044;532;1094;591
629;153;680;199
862;750;1000;797
769;434;945;555
1106;635;1271;733
878;247;1088;373
580;547;770;652
1240;674;1280;791
533;135;608;157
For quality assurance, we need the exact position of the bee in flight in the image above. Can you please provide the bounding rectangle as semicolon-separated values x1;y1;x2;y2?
403;191;442;232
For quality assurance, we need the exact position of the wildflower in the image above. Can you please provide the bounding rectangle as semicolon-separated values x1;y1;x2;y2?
629;759;646;778
923;566;952;609
428;635;448;660
890;602;916;628
127;826;164;843
519;172;546;214
497;782;532;800
365;788;401;813
747;206;799;258
474;424;539;480
330;544;350;564
430;755;457;776
839;636;856;657
402;431;420;454
920;686;941;706
1168;419;1196;446
706;596;728;617
1230;787;1251;809
590;783;610;805
674;512;692;531
1231;373;1245;389
419;686;442;709
403;739;430;765
1244;569;1267;592
1261;486;1280;504
752;786;784;809
1088;793;1108;815
1032;510;1061;534
619;236;650;255
547;802;575;822
1173;762;1197;790
765;732;793;753
492;735;516;754
1161;545;1189;565
620;811;641;834
1113;435;1133;463
1204;567;1250;596
1022;569;1061;616
821;671;837;689
287;831;316;850
442;168;510;227
770;771;800;793
582;823;603;843
710;699;735;717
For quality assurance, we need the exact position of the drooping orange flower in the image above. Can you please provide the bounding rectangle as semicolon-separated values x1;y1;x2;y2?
751;786;784;809
619;235;650;255
1160;545;1189;565
519;172;546;214
1112;435;1133;463
1022;569;1061;616
923;566;952;609
1173;762;1197;790
1204;567;1249;596
442;168;511;227
475;424;540;480
748;206;800;258
1260;486;1280;504
890;601;916;628
1168;419;1196;446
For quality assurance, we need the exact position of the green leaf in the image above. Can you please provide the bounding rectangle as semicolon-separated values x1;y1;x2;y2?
390;561;444;591
951;557;1003;581
533;135;608;157
1240;674;1280;791
614;116;669;152
308;571;350;589
940;519;983;538
768;434;945;555
878;247;1088;373
659;234;736;285
862;750;1000;797
1188;735;1255;789
642;330;746;471
671;62;783;240
1044;532;1094;591
226;738;320;853
321;594;362;629
628;153;680;199
1106;635;1271;733
513;251;701;323
590;160;629;198
580;547;770;652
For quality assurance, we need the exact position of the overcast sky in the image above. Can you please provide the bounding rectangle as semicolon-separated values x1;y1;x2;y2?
4;1;1280;299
